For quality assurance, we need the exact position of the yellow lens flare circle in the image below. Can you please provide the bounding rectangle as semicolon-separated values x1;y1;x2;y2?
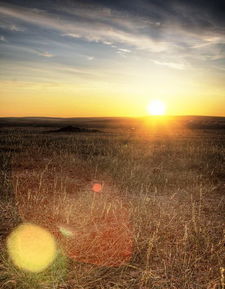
7;223;57;273
147;100;166;115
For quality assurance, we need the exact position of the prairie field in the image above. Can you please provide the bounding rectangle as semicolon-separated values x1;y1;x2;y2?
0;116;224;289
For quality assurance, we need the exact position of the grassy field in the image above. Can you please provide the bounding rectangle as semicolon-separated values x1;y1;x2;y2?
0;116;224;289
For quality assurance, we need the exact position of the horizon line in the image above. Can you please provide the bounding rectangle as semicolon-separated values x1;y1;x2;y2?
0;114;225;119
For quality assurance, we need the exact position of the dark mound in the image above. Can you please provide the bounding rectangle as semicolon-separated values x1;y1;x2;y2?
50;126;102;133
186;121;225;130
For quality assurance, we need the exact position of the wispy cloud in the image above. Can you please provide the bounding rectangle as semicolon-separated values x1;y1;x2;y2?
62;33;81;39
118;48;131;53
0;35;7;42
0;0;224;71
117;48;131;57
0;21;25;31
153;60;185;70
35;50;54;57
10;24;24;31
0;3;168;52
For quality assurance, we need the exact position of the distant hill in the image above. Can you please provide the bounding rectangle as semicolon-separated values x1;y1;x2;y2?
49;126;102;133
0;116;225;131
185;119;225;130
0;116;141;129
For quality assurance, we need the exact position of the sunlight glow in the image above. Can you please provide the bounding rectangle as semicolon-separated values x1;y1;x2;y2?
7;223;57;273
147;100;166;115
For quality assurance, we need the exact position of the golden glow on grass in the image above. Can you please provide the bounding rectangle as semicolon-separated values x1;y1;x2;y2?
147;100;166;115
7;223;57;273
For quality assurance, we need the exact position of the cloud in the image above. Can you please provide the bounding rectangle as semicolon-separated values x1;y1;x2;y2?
153;60;185;70
0;2;168;52
0;0;224;69
118;48;131;53
0;21;25;31
36;51;54;57
62;33;81;39
0;35;7;42
103;41;113;45
10;24;25;31
117;47;131;57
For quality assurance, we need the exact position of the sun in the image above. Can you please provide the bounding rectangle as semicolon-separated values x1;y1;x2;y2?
147;100;166;116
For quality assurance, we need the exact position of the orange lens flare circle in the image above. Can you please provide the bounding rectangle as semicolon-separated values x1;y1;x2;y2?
92;183;102;193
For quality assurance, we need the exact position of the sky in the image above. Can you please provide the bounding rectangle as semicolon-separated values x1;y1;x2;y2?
0;0;225;117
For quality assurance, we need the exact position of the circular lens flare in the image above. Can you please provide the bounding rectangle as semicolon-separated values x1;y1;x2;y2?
7;223;57;273
92;183;102;193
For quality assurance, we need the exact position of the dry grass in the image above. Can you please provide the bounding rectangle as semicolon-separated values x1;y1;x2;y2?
0;127;224;288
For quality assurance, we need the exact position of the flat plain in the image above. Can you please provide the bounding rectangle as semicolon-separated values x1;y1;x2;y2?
0;116;224;289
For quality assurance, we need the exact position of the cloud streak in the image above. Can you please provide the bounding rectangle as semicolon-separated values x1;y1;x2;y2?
0;35;7;41
0;2;187;54
0;0;224;63
35;50;54;57
153;60;185;70
0;0;225;76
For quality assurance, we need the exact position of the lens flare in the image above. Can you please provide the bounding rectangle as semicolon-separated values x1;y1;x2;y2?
56;202;133;267
58;225;74;237
92;183;102;193
7;223;57;273
13;162;133;267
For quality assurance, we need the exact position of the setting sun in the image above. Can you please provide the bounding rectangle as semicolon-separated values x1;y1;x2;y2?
147;100;166;116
